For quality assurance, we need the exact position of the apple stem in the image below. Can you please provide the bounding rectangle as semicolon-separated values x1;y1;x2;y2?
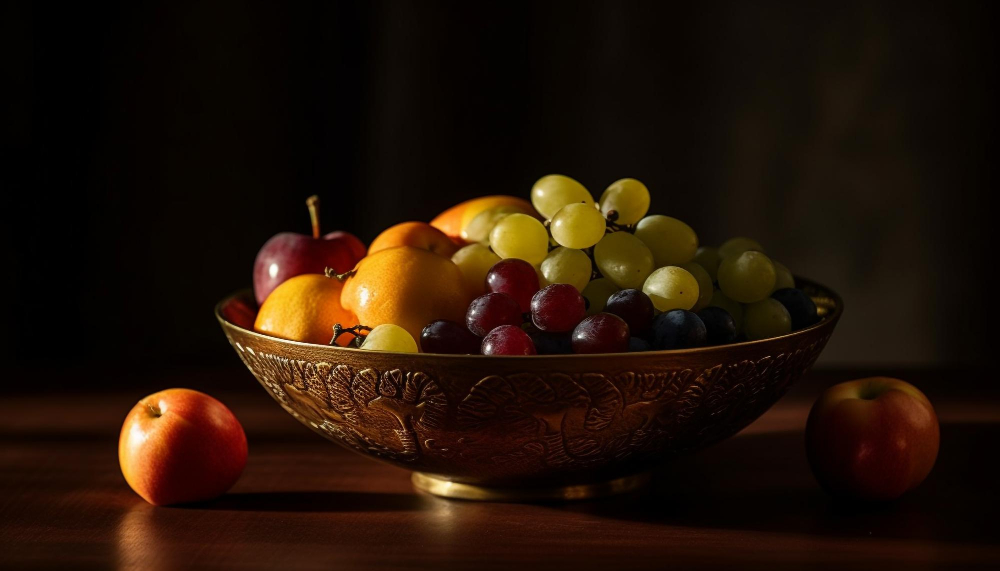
325;267;356;281
330;323;372;348
306;195;321;239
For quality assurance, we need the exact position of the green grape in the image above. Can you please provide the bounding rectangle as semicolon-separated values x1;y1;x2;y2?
599;178;650;225
462;205;519;244
718;236;764;259
717;251;776;303
361;324;418;353
541;247;592;291
452;243;501;297
593;231;655;289
535;263;549;287
680;262;713;311
708;288;744;330
489;213;549;265
531;174;595;219
693;246;721;281
550;202;607;249
642;266;700;312
771;260;795;291
634;215;698;267
743;299;791;340
582;278;620;315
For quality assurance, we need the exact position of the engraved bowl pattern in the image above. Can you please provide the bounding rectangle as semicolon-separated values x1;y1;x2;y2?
216;279;841;489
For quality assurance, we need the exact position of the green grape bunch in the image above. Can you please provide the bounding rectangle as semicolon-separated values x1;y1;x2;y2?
484;173;822;351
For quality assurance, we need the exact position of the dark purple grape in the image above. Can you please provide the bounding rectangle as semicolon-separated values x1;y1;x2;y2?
571;313;630;354
771;288;819;330
651;310;707;350
482;325;537;355
466;293;522;337
697;307;737;345
420;320;482;354
628;337;651;352
531;330;573;354
485;258;540;313
604;289;654;336
530;283;587;332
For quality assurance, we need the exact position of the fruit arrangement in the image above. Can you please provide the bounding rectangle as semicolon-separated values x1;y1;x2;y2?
251;178;821;355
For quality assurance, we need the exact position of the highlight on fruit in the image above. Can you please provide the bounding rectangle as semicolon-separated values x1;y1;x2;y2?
250;175;825;355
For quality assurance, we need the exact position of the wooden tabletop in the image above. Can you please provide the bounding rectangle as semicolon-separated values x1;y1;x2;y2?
2;368;998;570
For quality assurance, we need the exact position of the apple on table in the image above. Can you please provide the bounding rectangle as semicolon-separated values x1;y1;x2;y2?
119;388;247;506
806;377;939;501
253;195;366;305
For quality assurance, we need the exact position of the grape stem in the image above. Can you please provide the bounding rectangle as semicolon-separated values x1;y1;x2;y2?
330;324;372;348
605;221;636;234
325;267;356;281
306;195;321;239
583;246;604;280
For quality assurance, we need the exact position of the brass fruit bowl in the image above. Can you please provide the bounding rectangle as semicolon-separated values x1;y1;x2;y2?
216;278;841;501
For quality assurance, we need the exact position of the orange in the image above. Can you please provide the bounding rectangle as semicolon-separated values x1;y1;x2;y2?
430;195;537;243
368;221;459;258
340;246;472;341
254;274;357;346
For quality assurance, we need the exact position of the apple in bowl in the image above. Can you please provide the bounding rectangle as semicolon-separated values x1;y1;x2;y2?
806;377;939;501
253;195;366;305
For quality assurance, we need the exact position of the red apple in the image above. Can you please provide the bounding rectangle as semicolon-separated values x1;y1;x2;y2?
806;377;939;501
253;195;366;305
119;388;248;506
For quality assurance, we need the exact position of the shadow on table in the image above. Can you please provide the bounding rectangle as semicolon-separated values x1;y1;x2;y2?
184;490;435;513
565;422;1000;545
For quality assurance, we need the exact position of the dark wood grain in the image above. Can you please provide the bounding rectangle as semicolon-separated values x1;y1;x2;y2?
2;369;998;570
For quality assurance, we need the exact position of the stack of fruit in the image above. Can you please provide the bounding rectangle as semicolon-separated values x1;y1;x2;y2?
251;176;820;355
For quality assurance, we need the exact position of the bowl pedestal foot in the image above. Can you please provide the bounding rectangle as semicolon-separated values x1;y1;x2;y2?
411;471;651;502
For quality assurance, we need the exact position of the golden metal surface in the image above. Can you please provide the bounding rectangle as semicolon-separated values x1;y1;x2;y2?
411;471;652;502
216;277;841;502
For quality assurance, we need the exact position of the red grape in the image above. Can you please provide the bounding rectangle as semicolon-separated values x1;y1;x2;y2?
604;289;654;336
530;283;587;332
571;313;630;354
420;320;482;354
485;258;540;313
466;293;522;337
482;325;537;355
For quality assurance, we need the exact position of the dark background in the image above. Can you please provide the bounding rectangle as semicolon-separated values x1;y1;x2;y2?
4;1;995;388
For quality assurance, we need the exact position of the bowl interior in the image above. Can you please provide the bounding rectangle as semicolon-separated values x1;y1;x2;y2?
215;276;841;358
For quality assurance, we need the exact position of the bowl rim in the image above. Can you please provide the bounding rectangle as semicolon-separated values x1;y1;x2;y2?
215;276;842;360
